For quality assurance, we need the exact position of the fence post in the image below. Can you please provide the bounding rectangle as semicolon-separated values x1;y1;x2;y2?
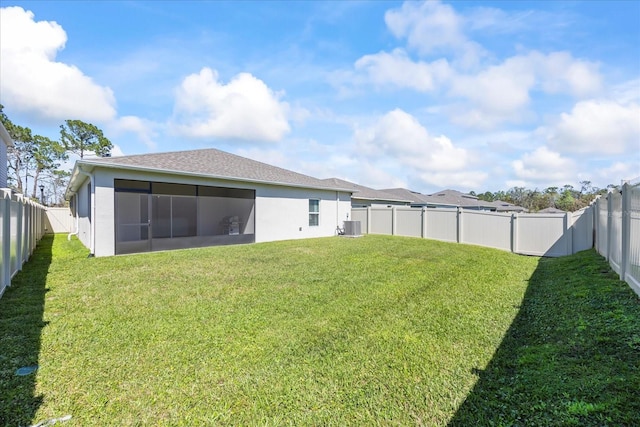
391;206;397;236
511;213;518;254
15;194;24;273
606;192;613;262
421;207;427;239
457;207;463;244
592;203;597;250
621;183;631;282
1;189;10;291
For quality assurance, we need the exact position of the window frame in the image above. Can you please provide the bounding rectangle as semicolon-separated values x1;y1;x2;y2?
309;199;320;227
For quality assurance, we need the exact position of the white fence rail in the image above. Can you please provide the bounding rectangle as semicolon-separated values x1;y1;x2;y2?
595;182;640;296
0;189;47;299
352;206;594;258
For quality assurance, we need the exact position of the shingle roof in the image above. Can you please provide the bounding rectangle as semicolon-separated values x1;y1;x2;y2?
380;188;435;205
70;148;353;193
490;200;528;213
320;179;412;203
424;189;486;207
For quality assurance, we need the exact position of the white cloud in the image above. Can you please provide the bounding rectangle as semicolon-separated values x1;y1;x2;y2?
384;0;485;67
354;109;488;189
449;55;536;127
416;170;489;190
512;146;577;185
171;67;290;142
448;51;602;129
0;6;117;122
357;162;408;190
111;144;126;157
536;51;602;97
354;48;451;92
545;100;640;155
593;162;640;185
109;116;158;150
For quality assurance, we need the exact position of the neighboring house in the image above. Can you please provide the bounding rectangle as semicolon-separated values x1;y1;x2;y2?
490;200;528;213
423;189;496;210
65;148;353;257
382;188;499;210
320;178;412;208
378;188;435;208
0;121;12;188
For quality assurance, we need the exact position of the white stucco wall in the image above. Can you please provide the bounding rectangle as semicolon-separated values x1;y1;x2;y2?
254;185;351;243
82;167;352;256
74;178;92;249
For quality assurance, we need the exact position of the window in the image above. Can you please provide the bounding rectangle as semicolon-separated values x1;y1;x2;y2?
309;199;319;226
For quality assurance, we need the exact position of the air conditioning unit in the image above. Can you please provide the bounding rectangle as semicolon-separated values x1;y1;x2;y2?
343;220;362;237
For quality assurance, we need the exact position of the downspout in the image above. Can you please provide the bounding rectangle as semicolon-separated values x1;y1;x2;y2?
336;191;339;230
67;193;79;240
67;167;95;255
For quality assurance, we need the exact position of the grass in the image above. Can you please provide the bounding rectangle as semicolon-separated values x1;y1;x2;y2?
0;234;638;426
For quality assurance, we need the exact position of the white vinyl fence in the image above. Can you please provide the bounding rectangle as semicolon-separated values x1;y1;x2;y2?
45;207;73;234
352;205;594;258
1;189;47;299
595;181;640;296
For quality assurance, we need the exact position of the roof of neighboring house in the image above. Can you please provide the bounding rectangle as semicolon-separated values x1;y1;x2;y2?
380;188;435;205
425;189;494;208
66;148;354;197
490;200;528;213
321;179;412;204
0;121;14;147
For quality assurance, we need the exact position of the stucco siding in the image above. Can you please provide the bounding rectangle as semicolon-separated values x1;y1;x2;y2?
254;185;350;243
74;178;92;249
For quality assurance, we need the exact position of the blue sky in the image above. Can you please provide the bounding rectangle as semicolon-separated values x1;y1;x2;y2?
1;0;639;193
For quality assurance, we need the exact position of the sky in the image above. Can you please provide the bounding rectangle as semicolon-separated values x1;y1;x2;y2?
1;0;639;194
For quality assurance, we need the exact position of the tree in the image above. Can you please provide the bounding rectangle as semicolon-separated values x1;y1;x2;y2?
30;135;68;199
43;169;71;206
60;119;112;159
556;188;576;211
1;105;35;193
477;191;495;202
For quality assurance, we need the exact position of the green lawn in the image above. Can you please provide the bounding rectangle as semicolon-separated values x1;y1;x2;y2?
1;234;638;426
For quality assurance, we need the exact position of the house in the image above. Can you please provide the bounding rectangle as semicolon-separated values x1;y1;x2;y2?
422;189;497;210
377;188;435;208
65;148;353;256
490;200;528;213
382;188;498;210
0;121;12;188
320;178;412;208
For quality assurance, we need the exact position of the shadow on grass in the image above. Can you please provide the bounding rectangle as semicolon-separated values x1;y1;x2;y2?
449;249;640;426
0;234;54;426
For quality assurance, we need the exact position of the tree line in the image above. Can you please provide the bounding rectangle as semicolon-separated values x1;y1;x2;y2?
1;105;112;206
470;182;619;212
